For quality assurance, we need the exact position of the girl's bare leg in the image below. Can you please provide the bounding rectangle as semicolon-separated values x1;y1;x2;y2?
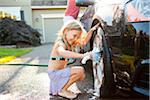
63;66;85;90
58;66;85;99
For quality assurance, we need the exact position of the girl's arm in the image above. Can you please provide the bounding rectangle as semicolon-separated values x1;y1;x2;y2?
81;23;100;46
57;45;91;58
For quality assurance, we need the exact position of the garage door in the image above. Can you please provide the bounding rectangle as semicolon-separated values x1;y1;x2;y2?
43;18;63;43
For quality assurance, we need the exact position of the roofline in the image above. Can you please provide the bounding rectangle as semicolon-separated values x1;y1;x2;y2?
31;6;67;10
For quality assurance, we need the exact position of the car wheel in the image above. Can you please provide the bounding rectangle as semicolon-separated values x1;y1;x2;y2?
91;22;115;97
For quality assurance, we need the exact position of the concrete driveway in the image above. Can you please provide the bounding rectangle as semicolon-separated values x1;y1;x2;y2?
0;65;49;100
0;43;53;100
0;43;139;100
0;43;97;100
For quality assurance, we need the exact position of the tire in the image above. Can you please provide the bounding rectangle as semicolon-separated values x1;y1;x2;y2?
91;24;115;97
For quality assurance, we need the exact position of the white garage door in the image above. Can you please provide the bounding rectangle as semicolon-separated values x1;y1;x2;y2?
43;17;63;43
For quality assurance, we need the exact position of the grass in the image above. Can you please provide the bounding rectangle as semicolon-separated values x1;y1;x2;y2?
0;48;32;64
0;48;32;58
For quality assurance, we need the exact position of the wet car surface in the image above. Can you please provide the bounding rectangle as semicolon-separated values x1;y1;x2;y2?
75;0;150;99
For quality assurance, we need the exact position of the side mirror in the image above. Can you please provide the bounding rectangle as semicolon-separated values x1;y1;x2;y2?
76;0;94;7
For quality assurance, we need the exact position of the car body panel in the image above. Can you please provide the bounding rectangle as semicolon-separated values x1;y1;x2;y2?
79;0;149;98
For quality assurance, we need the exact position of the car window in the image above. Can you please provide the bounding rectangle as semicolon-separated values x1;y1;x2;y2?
130;21;150;35
126;0;150;22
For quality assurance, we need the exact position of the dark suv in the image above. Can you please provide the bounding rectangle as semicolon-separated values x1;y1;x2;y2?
78;0;149;98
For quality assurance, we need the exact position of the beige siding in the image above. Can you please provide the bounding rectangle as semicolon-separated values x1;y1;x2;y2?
32;9;65;35
32;8;65;43
0;0;31;6
32;7;85;43
0;0;32;27
21;6;32;26
0;0;86;43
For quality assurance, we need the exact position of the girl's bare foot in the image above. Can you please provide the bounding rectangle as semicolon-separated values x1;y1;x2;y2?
68;87;81;94
58;90;77;99
68;83;82;94
74;89;81;94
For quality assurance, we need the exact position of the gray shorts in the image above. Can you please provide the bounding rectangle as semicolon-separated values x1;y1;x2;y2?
48;67;71;95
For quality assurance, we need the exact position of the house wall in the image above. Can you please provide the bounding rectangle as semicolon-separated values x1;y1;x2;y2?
32;7;65;43
0;0;85;43
32;6;85;43
0;0;33;27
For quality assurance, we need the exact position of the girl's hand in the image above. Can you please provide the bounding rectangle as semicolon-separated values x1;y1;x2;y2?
82;51;92;58
81;51;92;64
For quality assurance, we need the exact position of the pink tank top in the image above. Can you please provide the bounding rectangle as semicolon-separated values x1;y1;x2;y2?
65;0;80;19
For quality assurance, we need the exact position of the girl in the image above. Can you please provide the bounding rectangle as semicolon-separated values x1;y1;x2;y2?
48;20;99;99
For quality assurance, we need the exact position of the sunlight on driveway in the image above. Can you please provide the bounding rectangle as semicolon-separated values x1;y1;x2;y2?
0;65;49;100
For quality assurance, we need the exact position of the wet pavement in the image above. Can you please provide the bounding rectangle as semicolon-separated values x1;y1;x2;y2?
0;44;148;100
0;43;98;100
0;63;99;100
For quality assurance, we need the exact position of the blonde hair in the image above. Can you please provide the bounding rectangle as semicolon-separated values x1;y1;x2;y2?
58;20;86;38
